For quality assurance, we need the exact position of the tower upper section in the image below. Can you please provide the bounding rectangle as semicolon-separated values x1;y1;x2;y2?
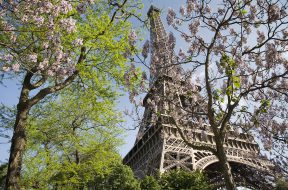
148;6;182;84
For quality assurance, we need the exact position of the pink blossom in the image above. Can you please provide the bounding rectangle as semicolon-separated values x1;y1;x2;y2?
128;30;137;45
34;16;44;26
180;5;185;16
3;54;13;62
189;20;200;35
38;59;49;70
60;17;77;33
53;6;61;17
43;2;54;13
58;68;67;76
167;8;176;25
178;48;186;59
77;3;86;14
186;0;194;15
47;70;54;76
28;54;37;63
60;0;73;14
268;4;281;22
12;63;20;71
257;30;265;43
21;14;28;22
72;38;83;47
204;5;211;14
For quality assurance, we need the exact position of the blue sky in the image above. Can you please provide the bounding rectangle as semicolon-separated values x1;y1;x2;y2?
0;0;188;163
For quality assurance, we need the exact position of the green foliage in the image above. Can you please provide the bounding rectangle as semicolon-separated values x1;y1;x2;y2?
140;170;211;190
21;85;125;189
92;163;140;190
276;179;288;190
160;170;211;190
140;176;161;190
0;163;7;189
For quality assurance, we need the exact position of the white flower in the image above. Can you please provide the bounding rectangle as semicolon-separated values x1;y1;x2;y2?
2;66;10;72
43;42;49;49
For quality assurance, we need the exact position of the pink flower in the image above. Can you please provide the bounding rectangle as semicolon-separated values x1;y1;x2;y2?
178;48;186;59
34;16;44;26
3;54;13;62
268;4;281;22
60;0;73;14
47;70;54;76
28;54;37;63
180;5;185;16
128;30;137;45
60;17;77;33
189;20;200;35
167;8;176;25
12;63;20;71
257;30;265;43
44;2;54;13
186;0;194;15
72;38;83;47
21;14;28;22
38;59;49;70
77;3;86;14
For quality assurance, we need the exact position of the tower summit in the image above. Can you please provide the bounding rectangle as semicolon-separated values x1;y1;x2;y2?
147;5;182;84
123;6;274;189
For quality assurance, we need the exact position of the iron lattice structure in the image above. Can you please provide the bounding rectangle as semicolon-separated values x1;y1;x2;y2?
124;6;275;189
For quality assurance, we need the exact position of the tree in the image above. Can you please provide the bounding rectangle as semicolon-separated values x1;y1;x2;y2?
140;176;161;190
139;170;211;190
0;163;7;189
276;179;288;190
20;85;127;189
92;163;141;190
0;0;142;189
138;1;288;189
159;170;211;190
166;1;288;189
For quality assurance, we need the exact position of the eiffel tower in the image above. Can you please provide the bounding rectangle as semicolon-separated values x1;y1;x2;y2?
124;6;274;189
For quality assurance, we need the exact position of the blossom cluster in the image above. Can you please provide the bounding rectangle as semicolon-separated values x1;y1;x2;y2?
0;0;88;78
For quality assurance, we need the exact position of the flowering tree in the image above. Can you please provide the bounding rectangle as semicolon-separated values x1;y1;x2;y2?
135;0;288;189
162;0;288;189
0;0;142;189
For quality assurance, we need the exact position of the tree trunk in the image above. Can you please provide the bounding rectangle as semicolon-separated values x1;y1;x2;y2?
5;86;30;190
215;137;237;190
